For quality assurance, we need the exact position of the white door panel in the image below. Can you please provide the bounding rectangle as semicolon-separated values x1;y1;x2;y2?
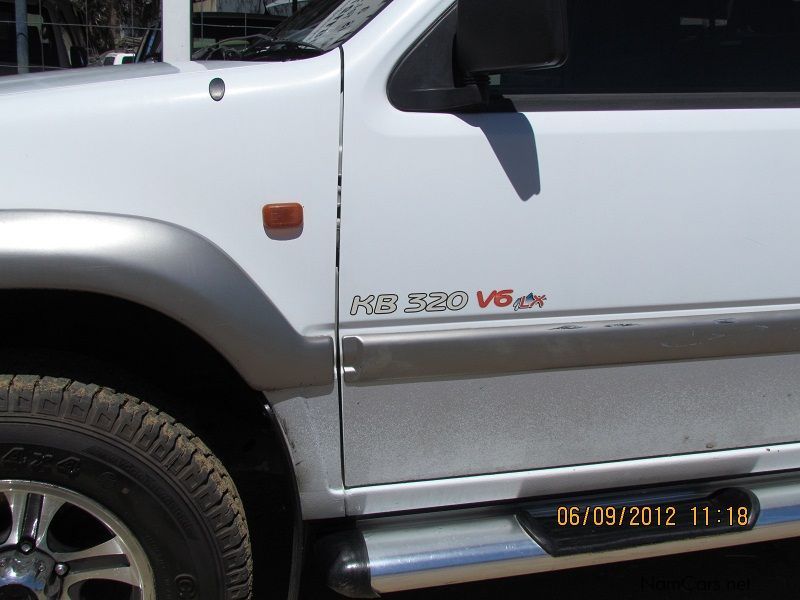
338;0;800;486
341;108;800;324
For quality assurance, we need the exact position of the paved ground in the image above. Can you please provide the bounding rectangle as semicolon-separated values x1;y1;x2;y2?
300;538;800;600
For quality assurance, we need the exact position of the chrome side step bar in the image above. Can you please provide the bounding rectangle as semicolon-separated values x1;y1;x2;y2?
321;475;800;597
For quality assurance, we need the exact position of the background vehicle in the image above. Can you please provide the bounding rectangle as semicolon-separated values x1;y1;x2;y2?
136;12;285;63
99;51;135;65
4;0;800;599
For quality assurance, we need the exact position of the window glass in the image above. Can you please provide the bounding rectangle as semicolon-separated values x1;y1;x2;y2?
0;16;14;70
264;0;313;18
267;0;392;50
192;0;287;55
192;0;392;61
0;0;160;76
498;0;800;95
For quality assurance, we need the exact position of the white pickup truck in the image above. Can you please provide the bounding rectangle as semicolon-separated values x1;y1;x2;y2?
3;0;800;598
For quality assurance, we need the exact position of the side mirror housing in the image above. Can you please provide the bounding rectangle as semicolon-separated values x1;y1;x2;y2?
69;46;88;68
457;0;567;75
388;0;567;113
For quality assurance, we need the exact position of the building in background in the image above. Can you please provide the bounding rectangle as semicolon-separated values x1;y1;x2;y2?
0;0;159;74
193;0;309;18
0;0;306;74
0;0;87;75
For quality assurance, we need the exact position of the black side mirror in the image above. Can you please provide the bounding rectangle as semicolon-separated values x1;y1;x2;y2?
457;0;568;75
388;0;567;113
69;46;88;68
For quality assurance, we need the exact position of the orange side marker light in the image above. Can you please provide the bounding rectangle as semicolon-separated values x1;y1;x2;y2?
262;203;304;229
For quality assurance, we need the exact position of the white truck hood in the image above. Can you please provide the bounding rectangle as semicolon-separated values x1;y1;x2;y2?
0;61;252;98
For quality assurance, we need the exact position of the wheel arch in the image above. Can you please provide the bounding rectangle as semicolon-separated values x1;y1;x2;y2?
0;209;330;594
0;288;302;595
0;210;333;391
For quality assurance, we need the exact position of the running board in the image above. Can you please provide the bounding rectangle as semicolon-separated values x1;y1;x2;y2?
319;476;800;597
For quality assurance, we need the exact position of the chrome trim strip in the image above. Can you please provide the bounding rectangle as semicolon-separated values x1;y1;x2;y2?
0;210;333;390
344;443;800;516
359;476;800;594
342;309;800;383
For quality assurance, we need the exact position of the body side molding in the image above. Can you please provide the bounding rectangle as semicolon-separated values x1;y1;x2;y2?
342;309;800;384
343;442;800;516
0;210;333;390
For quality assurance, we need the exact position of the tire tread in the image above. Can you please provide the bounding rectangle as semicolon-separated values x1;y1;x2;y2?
0;374;253;599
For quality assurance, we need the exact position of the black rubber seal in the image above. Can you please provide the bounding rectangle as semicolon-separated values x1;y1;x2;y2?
315;530;378;599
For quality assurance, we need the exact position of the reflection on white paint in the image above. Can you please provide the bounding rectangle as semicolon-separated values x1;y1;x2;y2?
0;214;140;253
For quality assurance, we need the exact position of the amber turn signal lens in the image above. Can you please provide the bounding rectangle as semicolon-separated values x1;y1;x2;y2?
262;203;303;229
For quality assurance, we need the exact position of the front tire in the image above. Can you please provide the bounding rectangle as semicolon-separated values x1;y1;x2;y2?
0;375;253;600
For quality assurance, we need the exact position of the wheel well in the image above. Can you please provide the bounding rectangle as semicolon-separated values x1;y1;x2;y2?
0;289;295;595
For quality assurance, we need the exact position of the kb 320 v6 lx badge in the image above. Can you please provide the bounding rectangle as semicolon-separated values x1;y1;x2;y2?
350;290;548;315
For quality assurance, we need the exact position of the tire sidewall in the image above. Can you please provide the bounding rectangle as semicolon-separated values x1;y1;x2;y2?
0;417;222;600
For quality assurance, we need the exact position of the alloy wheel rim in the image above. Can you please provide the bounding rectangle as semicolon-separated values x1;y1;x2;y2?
0;481;154;600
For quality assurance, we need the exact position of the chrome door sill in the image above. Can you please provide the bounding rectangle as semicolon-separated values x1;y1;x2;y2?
321;474;800;597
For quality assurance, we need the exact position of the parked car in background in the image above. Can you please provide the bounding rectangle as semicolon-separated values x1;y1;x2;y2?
98;51;135;66
191;35;260;60
137;11;285;63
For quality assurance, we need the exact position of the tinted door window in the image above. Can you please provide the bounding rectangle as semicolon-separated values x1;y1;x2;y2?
499;0;800;94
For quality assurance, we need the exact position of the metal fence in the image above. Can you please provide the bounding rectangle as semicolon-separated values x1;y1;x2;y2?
0;0;301;76
0;0;161;75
